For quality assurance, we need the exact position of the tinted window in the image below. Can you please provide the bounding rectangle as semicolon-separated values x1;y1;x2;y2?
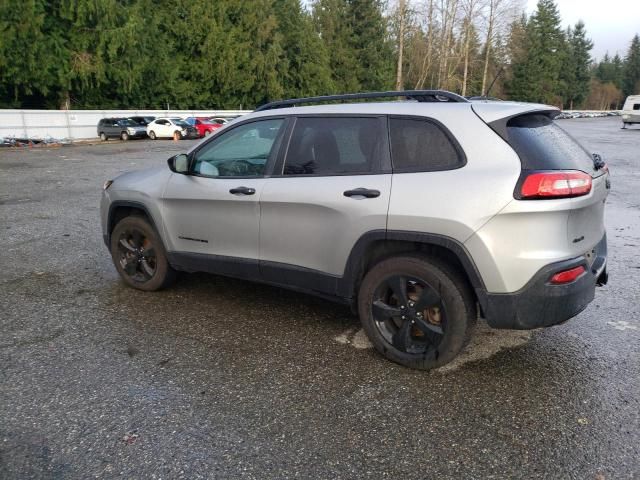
505;114;595;174
633;104;640;111
389;118;463;171
283;117;382;175
193;119;284;177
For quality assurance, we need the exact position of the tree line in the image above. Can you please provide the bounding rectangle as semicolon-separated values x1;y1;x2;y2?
0;0;638;110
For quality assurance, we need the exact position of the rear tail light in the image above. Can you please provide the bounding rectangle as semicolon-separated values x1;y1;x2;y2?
517;170;592;199
550;265;586;284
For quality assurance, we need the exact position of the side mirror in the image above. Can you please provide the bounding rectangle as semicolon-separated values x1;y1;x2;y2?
168;154;189;174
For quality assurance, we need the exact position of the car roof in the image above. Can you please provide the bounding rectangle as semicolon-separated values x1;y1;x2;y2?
247;100;556;123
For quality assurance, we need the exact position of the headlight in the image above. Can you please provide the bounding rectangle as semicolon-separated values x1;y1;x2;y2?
103;180;113;190
127;127;136;134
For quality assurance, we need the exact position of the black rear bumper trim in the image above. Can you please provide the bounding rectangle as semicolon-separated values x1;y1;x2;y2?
483;233;607;330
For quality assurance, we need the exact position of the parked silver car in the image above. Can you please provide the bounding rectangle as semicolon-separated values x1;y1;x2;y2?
100;90;609;369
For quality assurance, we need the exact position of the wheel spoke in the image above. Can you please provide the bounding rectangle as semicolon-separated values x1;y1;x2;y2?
414;316;444;335
392;318;412;351
142;246;156;258
387;276;408;305
414;286;441;311
140;258;155;278
122;257;138;276
372;300;401;320
119;238;136;253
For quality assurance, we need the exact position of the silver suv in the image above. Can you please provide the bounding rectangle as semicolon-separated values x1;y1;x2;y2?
100;90;609;370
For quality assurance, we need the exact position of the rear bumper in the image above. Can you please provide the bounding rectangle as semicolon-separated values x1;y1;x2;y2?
482;234;607;329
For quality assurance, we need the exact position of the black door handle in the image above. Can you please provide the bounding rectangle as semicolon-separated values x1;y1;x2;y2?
343;188;380;198
229;186;256;195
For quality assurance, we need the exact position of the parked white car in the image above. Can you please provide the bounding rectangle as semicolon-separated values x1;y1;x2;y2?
146;118;199;140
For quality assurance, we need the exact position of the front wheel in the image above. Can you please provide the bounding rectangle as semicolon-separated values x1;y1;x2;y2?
149;130;156;140
110;216;175;291
358;255;476;370
121;131;129;141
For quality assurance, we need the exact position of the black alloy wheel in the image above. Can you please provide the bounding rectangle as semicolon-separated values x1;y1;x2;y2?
110;216;175;291
371;274;445;354
358;255;475;370
116;228;156;282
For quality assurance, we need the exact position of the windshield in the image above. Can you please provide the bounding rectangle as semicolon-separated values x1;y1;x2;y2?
171;119;190;128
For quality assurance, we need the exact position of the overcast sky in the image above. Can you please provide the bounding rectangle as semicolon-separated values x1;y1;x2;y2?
526;0;640;60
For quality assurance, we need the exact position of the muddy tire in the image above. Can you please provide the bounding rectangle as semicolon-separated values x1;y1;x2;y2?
358;255;476;370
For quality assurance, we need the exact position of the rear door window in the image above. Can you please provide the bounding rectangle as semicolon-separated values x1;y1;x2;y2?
283;117;383;176
389;117;464;172
503;114;596;175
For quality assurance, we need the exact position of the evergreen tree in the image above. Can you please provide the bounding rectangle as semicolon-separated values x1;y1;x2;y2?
623;34;640;96
514;0;565;104
273;0;333;99
562;21;593;109
0;0;68;107
312;0;361;92
504;14;530;101
347;0;394;91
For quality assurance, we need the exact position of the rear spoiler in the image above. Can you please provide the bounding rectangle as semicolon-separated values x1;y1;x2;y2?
471;103;559;143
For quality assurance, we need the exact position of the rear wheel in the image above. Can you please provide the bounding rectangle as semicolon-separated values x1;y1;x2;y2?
204;129;211;137
100;132;108;141
110;216;175;291
149;130;156;140
358;255;476;370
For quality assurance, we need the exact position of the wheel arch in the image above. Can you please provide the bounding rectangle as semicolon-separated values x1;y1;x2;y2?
340;230;488;313
107;201;163;249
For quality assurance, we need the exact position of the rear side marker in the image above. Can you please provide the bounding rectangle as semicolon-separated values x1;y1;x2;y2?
550;266;586;284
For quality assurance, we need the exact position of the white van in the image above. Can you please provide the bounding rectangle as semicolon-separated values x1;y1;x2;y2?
621;95;640;128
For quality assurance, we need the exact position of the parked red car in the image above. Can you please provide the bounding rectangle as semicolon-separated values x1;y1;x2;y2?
184;117;222;137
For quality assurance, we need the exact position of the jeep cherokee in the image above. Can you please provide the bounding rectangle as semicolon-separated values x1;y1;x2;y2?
100;90;609;370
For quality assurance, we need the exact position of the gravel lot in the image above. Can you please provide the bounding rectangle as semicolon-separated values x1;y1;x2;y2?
1;118;639;479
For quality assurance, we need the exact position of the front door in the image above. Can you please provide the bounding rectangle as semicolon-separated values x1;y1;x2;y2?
161;117;287;276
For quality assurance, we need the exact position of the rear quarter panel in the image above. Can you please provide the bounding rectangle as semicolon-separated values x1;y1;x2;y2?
387;106;522;246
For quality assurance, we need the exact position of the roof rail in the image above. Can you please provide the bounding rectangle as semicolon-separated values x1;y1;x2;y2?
255;90;469;112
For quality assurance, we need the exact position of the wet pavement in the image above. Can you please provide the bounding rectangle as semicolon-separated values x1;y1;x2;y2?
1;118;639;479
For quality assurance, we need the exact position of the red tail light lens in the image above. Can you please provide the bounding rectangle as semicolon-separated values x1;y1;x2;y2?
519;171;592;199
550;266;586;284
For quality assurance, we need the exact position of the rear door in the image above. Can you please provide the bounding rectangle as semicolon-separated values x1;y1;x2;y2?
259;116;392;292
161;117;286;276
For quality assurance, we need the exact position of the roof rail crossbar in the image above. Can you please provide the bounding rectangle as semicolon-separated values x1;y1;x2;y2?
255;90;469;111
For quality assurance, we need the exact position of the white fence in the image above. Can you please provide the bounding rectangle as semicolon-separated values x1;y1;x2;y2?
0;109;251;141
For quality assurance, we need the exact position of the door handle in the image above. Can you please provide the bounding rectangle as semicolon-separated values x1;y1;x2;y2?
343;188;380;198
229;186;256;195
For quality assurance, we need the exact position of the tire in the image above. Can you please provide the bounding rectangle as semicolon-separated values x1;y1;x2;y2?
110;216;176;291
100;132;108;141
173;130;181;141
121;131;129;141
358;255;476;370
149;130;156;140
204;129;211;137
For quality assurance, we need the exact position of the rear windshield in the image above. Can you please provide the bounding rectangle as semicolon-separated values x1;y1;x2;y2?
502;114;596;175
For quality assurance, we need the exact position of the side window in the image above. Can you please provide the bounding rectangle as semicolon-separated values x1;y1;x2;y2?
633;104;640;111
192;118;284;177
283;117;382;176
389;118;463;171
